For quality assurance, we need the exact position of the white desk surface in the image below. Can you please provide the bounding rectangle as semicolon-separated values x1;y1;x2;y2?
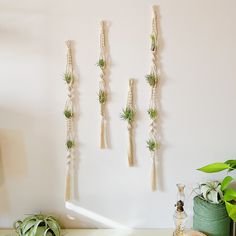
0;229;173;236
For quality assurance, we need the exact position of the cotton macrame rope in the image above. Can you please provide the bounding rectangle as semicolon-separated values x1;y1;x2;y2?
127;79;135;166
64;40;75;201
98;21;108;149
147;7;159;191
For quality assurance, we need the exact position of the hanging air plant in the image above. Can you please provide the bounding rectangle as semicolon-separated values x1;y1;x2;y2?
146;6;159;191
14;214;61;236
97;21;109;149
63;40;76;201
121;79;136;166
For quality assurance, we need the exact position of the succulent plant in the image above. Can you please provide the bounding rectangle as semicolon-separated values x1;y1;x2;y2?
14;214;61;236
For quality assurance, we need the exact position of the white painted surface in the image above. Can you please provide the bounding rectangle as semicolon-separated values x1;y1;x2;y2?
1;0;236;229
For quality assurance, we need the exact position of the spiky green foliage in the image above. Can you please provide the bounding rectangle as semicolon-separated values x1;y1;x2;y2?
151;34;156;51
120;107;135;123
148;108;158;120
145;73;157;87
98;90;107;104
66;140;74;149
96;59;106;69
147;139;158;152
64;110;73;119
14;214;61;236
64;72;73;84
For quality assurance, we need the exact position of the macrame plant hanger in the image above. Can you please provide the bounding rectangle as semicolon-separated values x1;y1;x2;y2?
97;21;108;149
121;79;135;166
64;40;75;201
146;7;159;191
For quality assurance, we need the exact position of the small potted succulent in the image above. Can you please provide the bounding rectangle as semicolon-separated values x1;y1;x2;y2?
14;214;61;236
193;159;236;236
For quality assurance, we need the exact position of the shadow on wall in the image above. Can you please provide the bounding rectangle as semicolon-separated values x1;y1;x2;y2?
0;132;28;216
0;107;28;217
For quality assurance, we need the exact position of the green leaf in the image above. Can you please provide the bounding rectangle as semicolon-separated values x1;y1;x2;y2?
224;188;236;202
148;108;158;120
145;74;157;87
225;202;236;222
96;59;105;69
120;107;135;123
64;110;73;119
146;139;158;152
221;176;234;191
22;220;36;234
47;220;60;236
225;160;236;171
32;219;44;236
64;73;74;84
197;163;230;173
98;90;107;104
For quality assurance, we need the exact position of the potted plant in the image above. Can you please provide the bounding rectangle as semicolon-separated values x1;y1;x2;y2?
193;160;236;236
14;214;61;236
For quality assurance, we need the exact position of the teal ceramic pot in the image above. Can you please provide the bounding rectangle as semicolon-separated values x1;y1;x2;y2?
193;196;231;236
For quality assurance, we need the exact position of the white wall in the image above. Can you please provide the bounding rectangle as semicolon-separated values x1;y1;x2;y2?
1;0;236;229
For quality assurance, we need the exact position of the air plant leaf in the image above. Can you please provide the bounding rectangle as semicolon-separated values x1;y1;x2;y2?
66;140;74;149
200;181;223;203
96;58;105;69
47;220;60;236
64;72;74;84
147;139;158;152
148;108;158;120
197;163;230;173
145;73;157;87
64;110;73;119
98;90;107;104
221;176;234;191
151;34;156;51
120;107;135;123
